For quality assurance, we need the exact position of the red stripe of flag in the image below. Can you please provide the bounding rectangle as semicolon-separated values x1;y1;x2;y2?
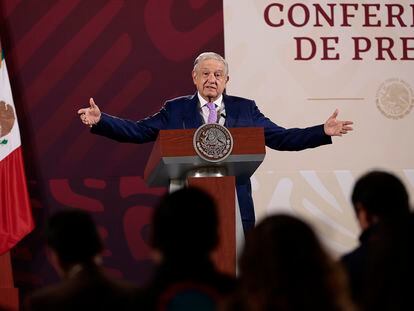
0;147;34;255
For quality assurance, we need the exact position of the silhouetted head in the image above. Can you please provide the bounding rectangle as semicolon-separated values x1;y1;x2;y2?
241;215;329;285
352;171;410;227
46;209;103;270
151;187;218;259
239;214;351;310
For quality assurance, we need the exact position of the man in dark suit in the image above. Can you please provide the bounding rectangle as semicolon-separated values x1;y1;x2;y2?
78;52;353;232
25;210;137;311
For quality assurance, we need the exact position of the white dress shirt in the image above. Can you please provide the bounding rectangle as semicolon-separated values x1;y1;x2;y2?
197;93;226;125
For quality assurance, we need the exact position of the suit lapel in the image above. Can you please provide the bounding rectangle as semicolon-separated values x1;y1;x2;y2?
181;93;240;128
182;93;203;129
223;94;239;128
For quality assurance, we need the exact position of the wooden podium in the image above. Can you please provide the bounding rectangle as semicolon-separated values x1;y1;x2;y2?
144;127;265;275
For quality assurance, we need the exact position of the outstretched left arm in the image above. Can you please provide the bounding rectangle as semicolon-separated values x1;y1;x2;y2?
324;109;353;137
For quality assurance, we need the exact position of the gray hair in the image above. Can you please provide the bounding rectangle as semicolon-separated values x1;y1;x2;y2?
193;52;229;75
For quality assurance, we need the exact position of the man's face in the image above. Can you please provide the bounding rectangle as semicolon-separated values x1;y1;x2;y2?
192;59;229;102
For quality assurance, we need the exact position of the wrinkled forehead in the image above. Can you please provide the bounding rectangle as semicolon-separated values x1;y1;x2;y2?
194;58;228;75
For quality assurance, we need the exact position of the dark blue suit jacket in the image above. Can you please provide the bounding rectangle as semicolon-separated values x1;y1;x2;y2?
91;93;332;232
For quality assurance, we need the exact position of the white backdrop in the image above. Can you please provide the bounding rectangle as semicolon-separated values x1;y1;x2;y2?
223;0;414;255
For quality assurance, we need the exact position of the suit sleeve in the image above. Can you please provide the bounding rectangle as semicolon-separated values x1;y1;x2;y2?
90;103;170;144
250;101;332;151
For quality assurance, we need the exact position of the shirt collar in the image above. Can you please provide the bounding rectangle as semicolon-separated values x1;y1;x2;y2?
197;92;223;109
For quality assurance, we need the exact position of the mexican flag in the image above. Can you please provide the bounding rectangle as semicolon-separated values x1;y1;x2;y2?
0;40;34;255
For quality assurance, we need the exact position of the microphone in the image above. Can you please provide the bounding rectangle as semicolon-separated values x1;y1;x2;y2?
218;111;226;126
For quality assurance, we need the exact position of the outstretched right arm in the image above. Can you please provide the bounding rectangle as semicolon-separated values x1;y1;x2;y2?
78;98;169;144
78;98;101;127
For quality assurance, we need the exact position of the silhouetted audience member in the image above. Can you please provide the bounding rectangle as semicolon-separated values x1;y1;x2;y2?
341;170;413;310
223;215;354;311
25;209;137;311
361;212;414;311
135;187;236;310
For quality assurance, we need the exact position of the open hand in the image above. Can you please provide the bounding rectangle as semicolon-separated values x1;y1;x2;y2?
77;98;101;127
324;109;353;136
